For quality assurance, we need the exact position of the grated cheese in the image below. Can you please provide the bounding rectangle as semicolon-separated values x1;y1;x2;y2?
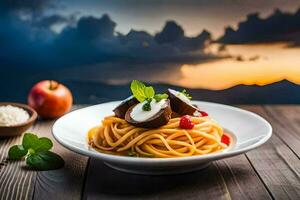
0;105;30;126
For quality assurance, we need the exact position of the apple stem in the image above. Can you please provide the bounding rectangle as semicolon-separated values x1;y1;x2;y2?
49;80;59;90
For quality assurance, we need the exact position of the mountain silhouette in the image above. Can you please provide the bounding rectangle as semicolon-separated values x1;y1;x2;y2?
1;77;299;104
34;80;300;104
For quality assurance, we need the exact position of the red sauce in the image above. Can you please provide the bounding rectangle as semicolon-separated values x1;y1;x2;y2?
199;111;208;117
221;133;230;146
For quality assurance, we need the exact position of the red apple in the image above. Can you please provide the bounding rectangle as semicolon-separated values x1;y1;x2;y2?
28;80;73;119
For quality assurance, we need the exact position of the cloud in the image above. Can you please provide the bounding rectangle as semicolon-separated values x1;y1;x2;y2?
56;16;215;65
218;8;300;45
0;0;56;16
76;15;116;39
33;13;78;29
0;3;215;70
154;21;211;52
249;55;260;61
233;55;259;62
0;11;55;69
51;15;124;66
155;21;184;43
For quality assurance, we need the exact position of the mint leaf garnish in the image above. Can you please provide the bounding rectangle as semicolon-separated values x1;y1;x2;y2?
154;93;168;102
144;87;155;99
130;80;168;102
130;80;156;102
130;80;148;102
130;80;169;111
7;133;64;171
8;145;27;160
181;89;192;99
142;98;152;111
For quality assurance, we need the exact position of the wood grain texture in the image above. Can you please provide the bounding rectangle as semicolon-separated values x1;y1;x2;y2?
0;105;89;200
83;158;228;200
83;154;271;199
215;155;272;200
32;119;89;200
241;106;300;200
2;105;300;200
264;105;300;157
0;125;36;200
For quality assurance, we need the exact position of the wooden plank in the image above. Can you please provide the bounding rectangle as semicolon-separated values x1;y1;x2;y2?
83;158;231;200
0;105;89;200
32;119;89;200
215;155;271;200
241;106;300;199
0;125;36;200
83;157;270;200
4;104;300;199
263;105;300;157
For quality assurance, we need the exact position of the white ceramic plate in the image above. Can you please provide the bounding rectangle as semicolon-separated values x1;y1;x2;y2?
52;101;272;175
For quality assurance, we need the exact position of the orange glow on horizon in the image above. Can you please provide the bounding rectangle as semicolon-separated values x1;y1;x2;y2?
178;43;300;90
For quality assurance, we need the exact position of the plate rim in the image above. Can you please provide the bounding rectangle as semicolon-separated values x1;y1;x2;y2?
52;100;272;164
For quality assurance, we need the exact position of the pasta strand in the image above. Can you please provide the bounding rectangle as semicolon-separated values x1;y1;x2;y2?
88;116;227;158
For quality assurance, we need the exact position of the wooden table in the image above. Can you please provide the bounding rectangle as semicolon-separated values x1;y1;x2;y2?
1;105;300;200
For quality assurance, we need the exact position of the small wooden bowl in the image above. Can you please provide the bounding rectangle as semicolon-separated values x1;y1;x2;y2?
0;103;38;137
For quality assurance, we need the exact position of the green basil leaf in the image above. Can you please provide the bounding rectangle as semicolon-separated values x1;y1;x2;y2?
32;137;53;152
8;145;27;160
22;133;53;152
22;133;39;150
26;151;64;170
144;86;155;99
130;80;147;102
154;93;168;102
27;148;36;156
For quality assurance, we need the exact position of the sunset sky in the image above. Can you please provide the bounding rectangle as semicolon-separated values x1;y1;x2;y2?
179;43;300;89
2;0;300;91
59;0;299;37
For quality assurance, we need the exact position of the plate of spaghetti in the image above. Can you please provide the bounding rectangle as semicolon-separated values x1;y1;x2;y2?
52;80;272;175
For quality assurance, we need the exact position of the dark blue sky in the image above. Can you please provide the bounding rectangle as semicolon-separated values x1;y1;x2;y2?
57;0;299;37
1;0;300;70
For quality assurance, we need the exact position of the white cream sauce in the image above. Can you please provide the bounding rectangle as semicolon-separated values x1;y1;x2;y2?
130;99;167;122
168;89;191;104
193;110;200;117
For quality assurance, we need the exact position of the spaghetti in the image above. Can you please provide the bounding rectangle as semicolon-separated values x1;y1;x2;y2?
88;115;228;158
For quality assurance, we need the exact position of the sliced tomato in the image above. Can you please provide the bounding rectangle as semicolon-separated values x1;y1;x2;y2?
221;134;230;146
